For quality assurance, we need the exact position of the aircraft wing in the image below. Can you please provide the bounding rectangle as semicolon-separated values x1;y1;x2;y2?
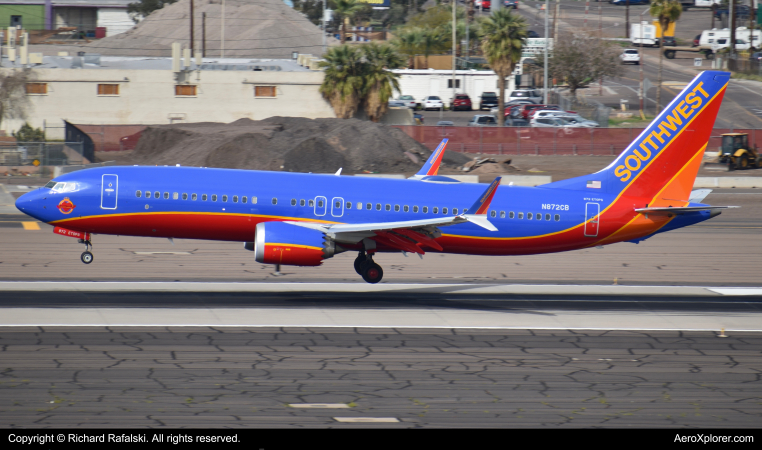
284;177;502;254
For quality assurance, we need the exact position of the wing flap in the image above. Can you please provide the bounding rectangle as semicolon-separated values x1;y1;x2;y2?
635;205;739;215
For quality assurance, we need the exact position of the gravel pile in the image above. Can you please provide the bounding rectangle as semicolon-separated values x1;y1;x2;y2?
129;117;471;174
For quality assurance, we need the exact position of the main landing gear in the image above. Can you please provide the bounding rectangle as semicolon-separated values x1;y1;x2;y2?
79;238;94;264
354;251;383;284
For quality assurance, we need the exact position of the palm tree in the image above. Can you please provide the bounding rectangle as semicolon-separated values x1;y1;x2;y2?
480;9;528;126
650;0;682;114
319;45;366;119
392;27;423;69
418;27;449;69
330;0;366;43
361;43;405;122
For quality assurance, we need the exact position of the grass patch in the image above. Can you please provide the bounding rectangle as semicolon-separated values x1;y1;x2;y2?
730;72;762;83
608;114;655;127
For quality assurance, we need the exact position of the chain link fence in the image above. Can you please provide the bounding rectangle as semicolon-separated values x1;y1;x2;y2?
394;126;760;156
0;142;85;166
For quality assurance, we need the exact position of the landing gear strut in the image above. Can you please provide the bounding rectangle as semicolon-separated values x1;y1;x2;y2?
79;238;93;264
354;251;383;284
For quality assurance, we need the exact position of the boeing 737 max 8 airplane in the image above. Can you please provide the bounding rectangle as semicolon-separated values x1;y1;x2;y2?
15;71;737;283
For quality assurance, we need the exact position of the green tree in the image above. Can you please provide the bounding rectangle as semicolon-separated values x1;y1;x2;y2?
548;31;622;99
293;0;324;26
392;27;423;68
13;123;45;142
126;0;178;23
361;43;405;122
319;45;367;119
418;27;449;69
480;9;527;126
330;0;367;43
0;69;32;130
650;0;682;114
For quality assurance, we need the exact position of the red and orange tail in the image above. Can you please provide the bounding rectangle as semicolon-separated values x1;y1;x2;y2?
545;71;729;206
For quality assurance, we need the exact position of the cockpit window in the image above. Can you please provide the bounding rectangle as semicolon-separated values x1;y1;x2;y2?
51;182;80;193
45;181;57;188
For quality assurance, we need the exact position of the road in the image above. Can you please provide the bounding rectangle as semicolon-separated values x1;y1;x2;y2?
425;2;762;129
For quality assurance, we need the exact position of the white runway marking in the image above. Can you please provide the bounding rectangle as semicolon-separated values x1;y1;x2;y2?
334;418;399;423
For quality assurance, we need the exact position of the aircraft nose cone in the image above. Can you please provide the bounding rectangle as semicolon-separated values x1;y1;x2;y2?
15;190;42;220
15;191;31;212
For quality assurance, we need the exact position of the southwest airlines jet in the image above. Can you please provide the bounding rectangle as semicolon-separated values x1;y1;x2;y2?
15;71;736;283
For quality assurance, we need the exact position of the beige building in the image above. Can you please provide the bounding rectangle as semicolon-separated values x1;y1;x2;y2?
2;55;335;139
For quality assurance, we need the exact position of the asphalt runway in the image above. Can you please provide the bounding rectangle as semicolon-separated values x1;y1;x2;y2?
1;189;761;428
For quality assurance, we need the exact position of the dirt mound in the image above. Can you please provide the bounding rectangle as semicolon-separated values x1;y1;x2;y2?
129;117;443;174
79;0;337;58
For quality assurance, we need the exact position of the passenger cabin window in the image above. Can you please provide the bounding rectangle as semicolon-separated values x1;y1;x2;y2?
346;202;352;209
527;213;533;219
212;195;217;201
490;210;496;218
404;205;409;212
443;207;448;214
433;207;438;214
182;193;188;200
164;192;169;199
376;203;381;210
317;199;322;207
413;206;418;213
308;199;314;207
509;212;515;219
135;190;141;198
233;195;238;203
518;212;524;219
173;192;179;200
242;196;248;204
453;208;458;215
202;194;207;201
154;192;160;199
394;205;400;212
300;199;305;206
336;201;342;208
554;214;560;221
272;197;278;205
291;198;296;206
251;196;258;204
192;194;197;201
423;206;428;213
385;204;391;211
500;211;506;218
145;190;150;198
536;213;542;220
222;195;228;202
545;214;551;221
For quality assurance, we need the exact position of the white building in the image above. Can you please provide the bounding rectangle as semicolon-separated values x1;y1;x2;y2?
1;54;335;139
391;69;517;106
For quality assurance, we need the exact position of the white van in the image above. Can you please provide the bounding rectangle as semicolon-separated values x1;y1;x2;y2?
693;0;721;7
699;27;761;48
631;22;657;47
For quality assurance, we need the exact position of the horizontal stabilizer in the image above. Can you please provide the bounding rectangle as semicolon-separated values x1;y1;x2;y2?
688;189;712;203
635;205;739;215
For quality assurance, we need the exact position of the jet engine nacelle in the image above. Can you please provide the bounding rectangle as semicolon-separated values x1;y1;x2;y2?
253;221;341;266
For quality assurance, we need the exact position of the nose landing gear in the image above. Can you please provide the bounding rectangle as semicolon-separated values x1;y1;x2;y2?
79;238;94;264
354;251;383;284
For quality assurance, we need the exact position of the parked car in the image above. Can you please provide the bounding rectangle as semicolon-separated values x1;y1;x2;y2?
450;94;472;111
610;0;649;5
714;5;750;19
422;96;444;111
751;52;762;61
396;95;418;109
436;121;455;127
474;0;491;10
530;117;577;133
517;104;560;119
505;118;529;127
658;36;677;46
692;34;701;47
504;0;518;8
508;89;542;104
620;49;640;65
534;110;599;127
467;115;498;126
478;92;499;110
388;99;407;107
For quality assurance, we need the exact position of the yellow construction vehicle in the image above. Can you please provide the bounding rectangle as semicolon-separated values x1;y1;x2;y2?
715;133;760;171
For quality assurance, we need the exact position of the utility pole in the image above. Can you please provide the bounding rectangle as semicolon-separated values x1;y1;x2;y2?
190;0;194;53
626;0;630;39
322;0;326;55
221;0;225;58
202;12;206;57
452;0;456;105
543;0;549;104
730;0;736;57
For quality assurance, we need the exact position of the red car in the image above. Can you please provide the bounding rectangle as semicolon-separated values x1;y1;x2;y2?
450;94;472;111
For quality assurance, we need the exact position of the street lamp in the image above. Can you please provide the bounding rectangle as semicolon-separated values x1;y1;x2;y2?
639;8;647;118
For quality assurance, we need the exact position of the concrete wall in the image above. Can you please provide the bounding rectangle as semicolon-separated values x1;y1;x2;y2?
97;8;132;36
0;5;45;30
2;67;335;139
392;69;517;107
